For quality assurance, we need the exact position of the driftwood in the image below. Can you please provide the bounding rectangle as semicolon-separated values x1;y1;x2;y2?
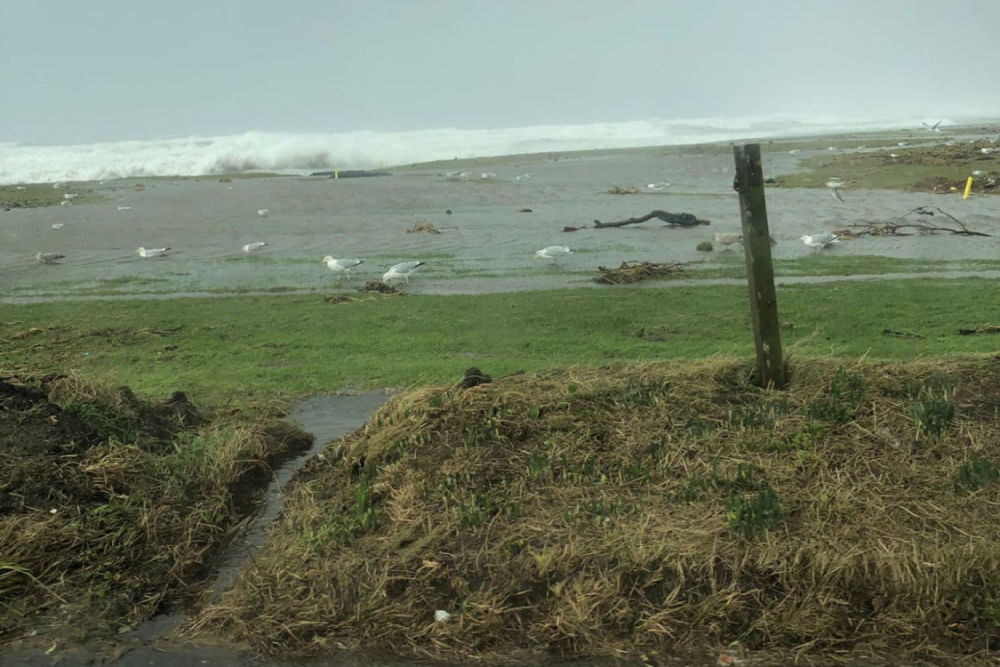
593;210;710;229
839;206;991;238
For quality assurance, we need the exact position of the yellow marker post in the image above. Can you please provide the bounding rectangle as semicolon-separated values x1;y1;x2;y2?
963;177;973;199
334;170;339;180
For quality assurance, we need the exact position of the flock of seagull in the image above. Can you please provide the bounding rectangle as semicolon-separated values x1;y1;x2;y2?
38;134;905;278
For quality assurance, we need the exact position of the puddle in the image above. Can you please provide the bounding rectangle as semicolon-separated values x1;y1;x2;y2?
130;391;391;644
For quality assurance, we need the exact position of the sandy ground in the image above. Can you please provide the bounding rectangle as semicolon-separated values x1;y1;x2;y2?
2;144;998;298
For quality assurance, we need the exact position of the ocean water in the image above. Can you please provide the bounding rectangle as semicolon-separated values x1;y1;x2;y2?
0;114;953;186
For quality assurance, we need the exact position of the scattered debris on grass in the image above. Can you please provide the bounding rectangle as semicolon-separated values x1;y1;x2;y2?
915;173;998;194
359;281;401;295
323;295;355;304
0;373;310;646
882;328;925;339
191;358;1000;664
594;261;688;284
957;324;1000;336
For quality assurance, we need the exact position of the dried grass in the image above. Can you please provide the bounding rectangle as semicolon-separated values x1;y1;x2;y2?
0;372;309;643
192;357;1000;663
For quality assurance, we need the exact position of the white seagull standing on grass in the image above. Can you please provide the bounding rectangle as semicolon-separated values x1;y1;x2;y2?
257;208;270;217
798;233;841;252
383;261;426;284
534;246;573;260
322;257;364;279
136;247;171;258
35;252;65;265
826;177;846;203
243;242;269;253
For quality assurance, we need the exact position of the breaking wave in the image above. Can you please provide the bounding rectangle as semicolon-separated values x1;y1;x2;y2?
0;114;950;185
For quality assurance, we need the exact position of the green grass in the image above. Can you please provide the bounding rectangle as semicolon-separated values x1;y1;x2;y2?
2;278;999;404
0;184;106;208
772;145;1000;192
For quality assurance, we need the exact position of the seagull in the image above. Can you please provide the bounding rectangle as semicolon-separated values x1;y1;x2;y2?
646;182;671;191
35;252;65;265
922;120;942;132
897;141;909;147
798;233;841;252
52;223;64;230
117;206;131;211
714;232;742;249
322;257;364;279
257;208;270;217
480;172;496;179
136;247;171;258
15;186;26;190
826;178;845;203
383;260;425;284
63;193;78;200
972;170;987;177
857;145;868;150
242;242;269;253
788;149;801;155
827;146;836;151
534;246;573;260
60;201;72;207
53;182;65;189
515;173;534;181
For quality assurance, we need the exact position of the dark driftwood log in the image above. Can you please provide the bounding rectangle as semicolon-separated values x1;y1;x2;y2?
593;210;710;229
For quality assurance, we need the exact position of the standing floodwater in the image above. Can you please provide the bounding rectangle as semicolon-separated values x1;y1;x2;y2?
207;391;391;599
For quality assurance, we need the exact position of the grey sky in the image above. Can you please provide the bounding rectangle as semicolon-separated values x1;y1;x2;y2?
2;0;999;144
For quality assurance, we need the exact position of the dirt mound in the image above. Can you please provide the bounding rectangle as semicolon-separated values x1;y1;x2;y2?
196;357;1000;664
0;374;309;646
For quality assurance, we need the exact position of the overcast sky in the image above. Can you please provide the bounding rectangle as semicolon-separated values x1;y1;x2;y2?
2;0;999;145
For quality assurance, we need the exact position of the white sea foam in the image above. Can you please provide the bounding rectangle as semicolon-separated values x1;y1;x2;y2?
0;115;960;185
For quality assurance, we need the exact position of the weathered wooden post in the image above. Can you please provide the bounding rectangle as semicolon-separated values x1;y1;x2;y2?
733;144;786;389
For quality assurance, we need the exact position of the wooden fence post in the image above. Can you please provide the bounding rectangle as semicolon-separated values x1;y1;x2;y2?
733;144;786;389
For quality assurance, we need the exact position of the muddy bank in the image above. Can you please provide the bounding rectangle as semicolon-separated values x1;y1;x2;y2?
192;358;1000;664
0;374;310;650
